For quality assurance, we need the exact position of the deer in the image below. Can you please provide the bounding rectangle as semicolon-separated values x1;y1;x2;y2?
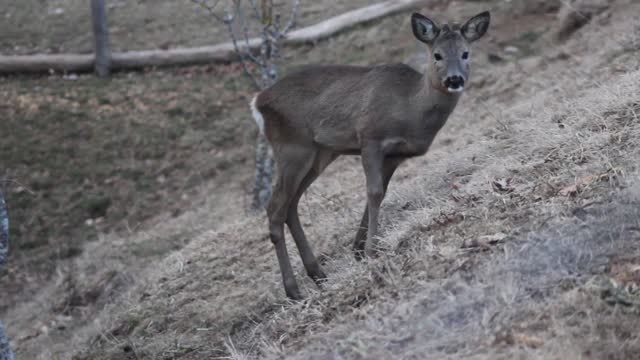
250;11;491;299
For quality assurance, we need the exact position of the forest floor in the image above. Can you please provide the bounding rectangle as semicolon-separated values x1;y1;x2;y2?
2;0;640;359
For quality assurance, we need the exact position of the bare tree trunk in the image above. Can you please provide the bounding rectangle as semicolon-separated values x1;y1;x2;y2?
251;134;274;212
251;58;277;212
0;193;7;268
0;324;13;360
249;0;278;212
91;0;111;77
0;192;14;360
190;0;303;212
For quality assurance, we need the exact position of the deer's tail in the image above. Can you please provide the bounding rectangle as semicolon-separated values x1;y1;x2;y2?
250;95;265;135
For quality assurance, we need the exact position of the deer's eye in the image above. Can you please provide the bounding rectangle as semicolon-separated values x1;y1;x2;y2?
434;53;443;61
462;51;469;60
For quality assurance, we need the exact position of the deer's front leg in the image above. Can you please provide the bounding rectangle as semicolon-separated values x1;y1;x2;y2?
361;145;385;257
354;157;403;258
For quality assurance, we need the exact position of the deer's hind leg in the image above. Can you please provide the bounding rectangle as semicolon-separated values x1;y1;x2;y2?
268;143;317;300
286;149;337;286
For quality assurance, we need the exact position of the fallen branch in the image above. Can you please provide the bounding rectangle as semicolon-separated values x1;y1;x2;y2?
0;0;424;74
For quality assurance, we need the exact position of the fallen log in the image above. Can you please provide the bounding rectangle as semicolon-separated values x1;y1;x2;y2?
286;0;423;44
0;0;424;74
0;54;94;74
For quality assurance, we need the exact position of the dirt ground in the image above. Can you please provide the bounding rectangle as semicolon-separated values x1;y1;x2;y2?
0;0;377;55
2;0;640;359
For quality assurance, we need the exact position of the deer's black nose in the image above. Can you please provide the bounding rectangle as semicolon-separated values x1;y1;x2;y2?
444;76;465;89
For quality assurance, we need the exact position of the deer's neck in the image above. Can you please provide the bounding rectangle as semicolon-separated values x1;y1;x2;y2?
412;73;461;128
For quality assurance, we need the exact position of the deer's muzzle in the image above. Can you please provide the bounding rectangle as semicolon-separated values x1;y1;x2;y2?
444;76;465;92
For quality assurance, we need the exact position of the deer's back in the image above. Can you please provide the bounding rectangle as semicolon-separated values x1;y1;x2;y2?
257;64;423;151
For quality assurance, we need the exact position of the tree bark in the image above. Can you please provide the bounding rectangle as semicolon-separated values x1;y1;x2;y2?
0;193;8;268
0;192;14;360
0;324;13;360
249;1;278;213
250;134;275;212
91;0;111;77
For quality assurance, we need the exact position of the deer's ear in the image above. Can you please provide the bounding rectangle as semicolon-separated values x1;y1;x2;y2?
411;13;440;44
461;11;490;42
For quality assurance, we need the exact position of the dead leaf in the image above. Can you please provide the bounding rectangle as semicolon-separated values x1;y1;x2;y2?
493;331;544;348
559;167;623;197
559;184;579;197
492;178;514;193
492;330;515;346
514;333;544;348
134;99;149;112
610;263;640;284
483;232;507;242
582;167;623;186
462;232;507;249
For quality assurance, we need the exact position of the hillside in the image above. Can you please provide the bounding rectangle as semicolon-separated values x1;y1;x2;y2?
3;0;640;359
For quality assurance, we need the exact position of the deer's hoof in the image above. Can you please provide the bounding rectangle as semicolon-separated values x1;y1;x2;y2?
286;289;304;301
364;248;380;258
310;269;328;288
353;240;367;261
284;279;303;301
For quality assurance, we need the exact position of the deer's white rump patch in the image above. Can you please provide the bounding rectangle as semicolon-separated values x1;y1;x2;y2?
250;95;265;134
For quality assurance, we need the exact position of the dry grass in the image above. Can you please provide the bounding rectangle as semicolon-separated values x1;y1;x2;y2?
0;63;260;316
233;10;640;356
3;0;640;359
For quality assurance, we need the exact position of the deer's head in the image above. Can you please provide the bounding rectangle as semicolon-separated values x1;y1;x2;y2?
411;11;490;94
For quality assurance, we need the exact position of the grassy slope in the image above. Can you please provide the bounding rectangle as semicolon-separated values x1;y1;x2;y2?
90;3;640;359
268;7;640;355
0;64;258;311
4;0;640;359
